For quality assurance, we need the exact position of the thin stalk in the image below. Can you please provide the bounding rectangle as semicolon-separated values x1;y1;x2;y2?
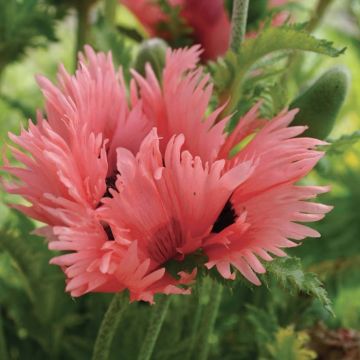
137;296;171;360
197;282;223;360
307;0;334;32
220;0;250;116
230;0;250;53
75;1;92;67
105;0;118;27
92;292;128;360
184;281;208;360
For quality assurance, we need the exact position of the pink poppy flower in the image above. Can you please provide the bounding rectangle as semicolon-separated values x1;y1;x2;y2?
2;45;331;302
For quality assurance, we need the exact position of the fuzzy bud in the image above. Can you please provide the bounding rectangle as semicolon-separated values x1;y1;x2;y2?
290;66;350;139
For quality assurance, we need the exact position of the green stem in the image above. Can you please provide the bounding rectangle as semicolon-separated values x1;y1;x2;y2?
137;296;171;360
75;1;92;67
184;281;207;360
220;0;250;116
230;0;250;53
307;0;334;32
105;0;118;27
92;292;128;360
197;282;223;360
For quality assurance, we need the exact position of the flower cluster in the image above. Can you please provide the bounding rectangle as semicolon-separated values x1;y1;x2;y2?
3;45;331;303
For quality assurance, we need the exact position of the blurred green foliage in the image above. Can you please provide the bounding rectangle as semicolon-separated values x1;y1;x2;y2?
0;0;359;359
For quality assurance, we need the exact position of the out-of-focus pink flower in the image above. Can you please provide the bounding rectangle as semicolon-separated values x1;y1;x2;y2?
122;0;292;59
178;0;230;60
122;0;230;60
3;45;331;302
269;0;292;27
270;0;288;6
247;0;291;38
121;0;167;37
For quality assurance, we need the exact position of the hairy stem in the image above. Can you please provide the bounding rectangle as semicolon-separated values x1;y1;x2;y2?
92;292;128;360
184;281;207;360
75;1;92;67
230;0;250;53
197;281;223;360
137;296;171;360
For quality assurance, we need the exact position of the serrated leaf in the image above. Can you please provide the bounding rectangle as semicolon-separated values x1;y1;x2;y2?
323;131;360;155
212;25;345;115
263;257;334;316
239;25;344;66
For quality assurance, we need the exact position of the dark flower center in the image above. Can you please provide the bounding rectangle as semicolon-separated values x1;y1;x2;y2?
103;172;119;198
100;172;119;240
103;224;115;241
211;200;237;233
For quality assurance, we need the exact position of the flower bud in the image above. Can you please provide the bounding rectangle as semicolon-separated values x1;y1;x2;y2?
290;66;350;139
133;38;168;79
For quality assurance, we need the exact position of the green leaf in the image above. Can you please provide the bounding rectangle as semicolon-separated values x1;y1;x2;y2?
239;25;344;67
266;326;316;360
322;130;360;155
0;0;60;71
0;211;49;302
212;25;345;115
263;257;334;316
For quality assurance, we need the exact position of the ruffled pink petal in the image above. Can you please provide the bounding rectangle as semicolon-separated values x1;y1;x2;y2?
3;118;107;224
100;128;255;265
2;45;332;298
132;46;229;162
204;109;332;283
37;46;152;173
205;183;332;284
231;109;327;201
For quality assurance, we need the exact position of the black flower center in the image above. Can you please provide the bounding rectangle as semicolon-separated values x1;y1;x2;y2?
103;224;114;240
211;200;237;233
99;172;119;240
103;172;119;198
